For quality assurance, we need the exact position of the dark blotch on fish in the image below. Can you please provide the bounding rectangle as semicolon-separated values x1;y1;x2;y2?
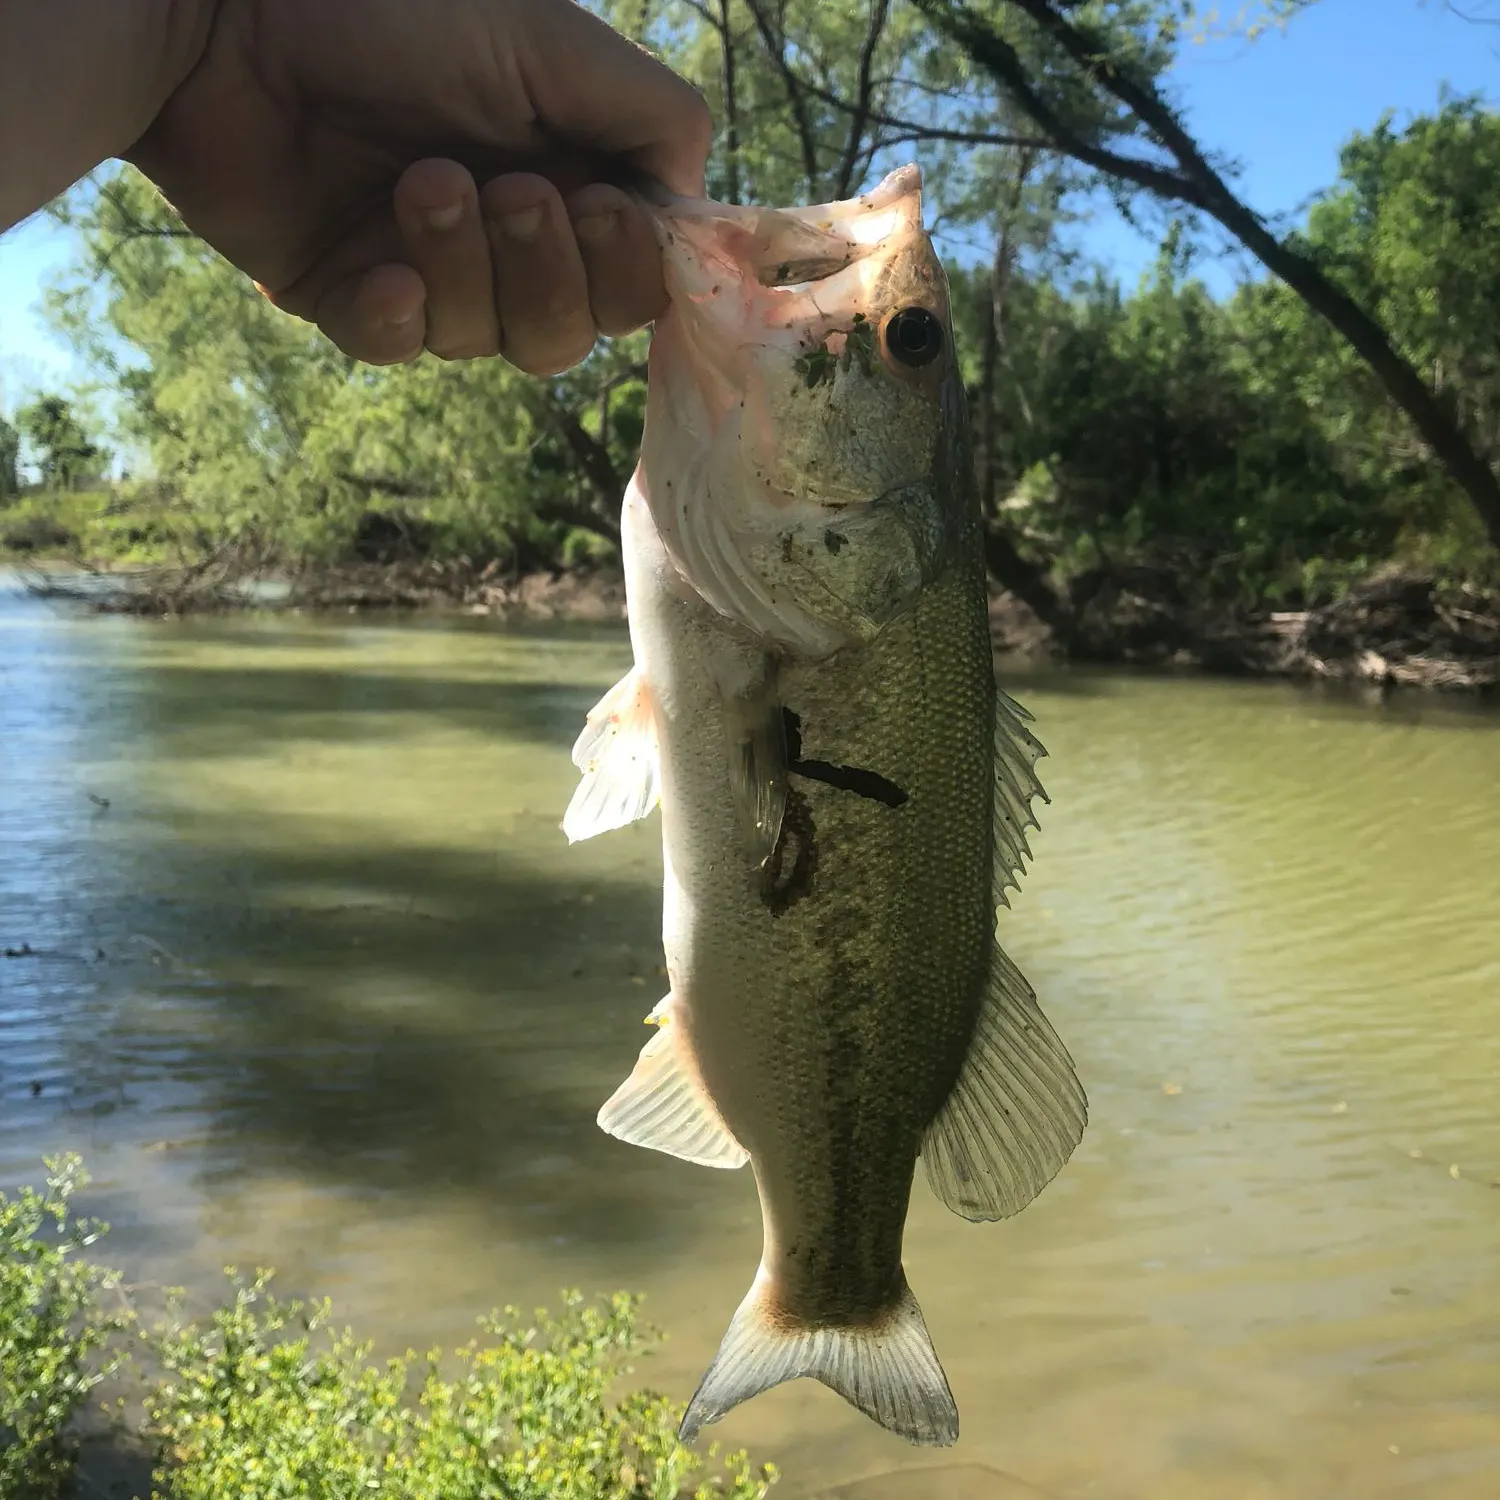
783;708;909;810
761;784;817;915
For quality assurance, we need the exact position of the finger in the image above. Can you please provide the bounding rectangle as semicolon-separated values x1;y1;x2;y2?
310;262;427;365
566;185;668;337
515;3;712;196
480;174;598;378
393;158;500;360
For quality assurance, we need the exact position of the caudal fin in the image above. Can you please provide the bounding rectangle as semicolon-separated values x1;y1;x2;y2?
679;1270;957;1448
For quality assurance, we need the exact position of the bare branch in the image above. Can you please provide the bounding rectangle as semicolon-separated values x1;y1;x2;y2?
795;74;1051;153
907;0;1206;205
740;0;822;193
832;0;892;198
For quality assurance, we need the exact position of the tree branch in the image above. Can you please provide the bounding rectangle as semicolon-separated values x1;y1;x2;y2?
918;0;1500;549
832;0;892;198
740;0;822;194
908;0;1205;205
794;76;1052;152
534;390;624;542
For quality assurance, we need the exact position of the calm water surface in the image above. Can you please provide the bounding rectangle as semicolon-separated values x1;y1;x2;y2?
2;574;1499;1499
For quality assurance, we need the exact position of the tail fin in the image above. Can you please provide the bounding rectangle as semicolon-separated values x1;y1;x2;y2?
679;1269;957;1448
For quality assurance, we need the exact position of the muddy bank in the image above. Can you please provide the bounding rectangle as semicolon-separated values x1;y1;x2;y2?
989;567;1500;693
15;556;1497;693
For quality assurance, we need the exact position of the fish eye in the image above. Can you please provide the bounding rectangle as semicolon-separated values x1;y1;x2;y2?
885;307;944;368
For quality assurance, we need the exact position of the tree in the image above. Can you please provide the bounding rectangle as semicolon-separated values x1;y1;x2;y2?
0;415;19;501
15;396;103;490
906;0;1500;552
49;167;642;567
1231;100;1500;566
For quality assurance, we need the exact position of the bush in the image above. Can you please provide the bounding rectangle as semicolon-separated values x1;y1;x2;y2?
0;503;79;556
0;1158;778;1500
0;1157;127;1500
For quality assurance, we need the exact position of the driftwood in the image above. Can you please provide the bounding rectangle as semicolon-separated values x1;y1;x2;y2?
18;542;274;616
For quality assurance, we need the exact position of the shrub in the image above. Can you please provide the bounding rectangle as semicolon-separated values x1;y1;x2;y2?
0;1158;779;1500
0;1157;127;1500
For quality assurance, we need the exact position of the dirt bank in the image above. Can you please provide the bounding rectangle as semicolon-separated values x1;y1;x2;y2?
16;557;1498;693
988;566;1499;692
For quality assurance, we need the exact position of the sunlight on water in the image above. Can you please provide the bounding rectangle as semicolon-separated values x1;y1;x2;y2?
3;575;1499;1498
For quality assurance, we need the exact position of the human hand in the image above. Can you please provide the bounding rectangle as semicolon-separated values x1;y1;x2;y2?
127;0;709;373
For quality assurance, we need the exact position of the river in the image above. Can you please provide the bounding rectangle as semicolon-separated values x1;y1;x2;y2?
2;574;1498;1499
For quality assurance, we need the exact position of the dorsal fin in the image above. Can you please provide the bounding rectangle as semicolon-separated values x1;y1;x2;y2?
920;687;1086;1220
992;688;1049;907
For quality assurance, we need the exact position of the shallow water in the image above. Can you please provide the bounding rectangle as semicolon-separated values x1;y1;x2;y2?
2;574;1499;1499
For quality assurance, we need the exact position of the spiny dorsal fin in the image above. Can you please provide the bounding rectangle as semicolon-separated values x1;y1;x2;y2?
597;999;749;1170
992;687;1049;907
562;666;660;843
921;943;1087;1222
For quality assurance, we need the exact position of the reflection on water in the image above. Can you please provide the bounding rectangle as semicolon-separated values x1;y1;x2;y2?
2;574;1499;1499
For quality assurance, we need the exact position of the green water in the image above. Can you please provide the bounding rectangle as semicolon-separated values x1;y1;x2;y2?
2;576;1499;1499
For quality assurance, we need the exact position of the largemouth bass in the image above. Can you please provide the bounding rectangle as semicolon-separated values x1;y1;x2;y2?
563;165;1087;1447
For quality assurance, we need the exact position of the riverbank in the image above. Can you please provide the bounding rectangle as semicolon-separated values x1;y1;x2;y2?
988;566;1500;692
12;555;1499;692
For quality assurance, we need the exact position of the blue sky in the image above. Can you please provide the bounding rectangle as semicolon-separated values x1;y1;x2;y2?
0;0;1494;414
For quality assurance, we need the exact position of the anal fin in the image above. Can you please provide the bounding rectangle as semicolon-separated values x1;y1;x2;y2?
597;1000;749;1170
562;666;660;843
921;944;1087;1222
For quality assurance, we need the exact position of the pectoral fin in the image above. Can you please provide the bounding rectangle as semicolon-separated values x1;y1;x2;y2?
921;944;1087;1222
562;666;660;843
597;999;749;1170
721;668;789;870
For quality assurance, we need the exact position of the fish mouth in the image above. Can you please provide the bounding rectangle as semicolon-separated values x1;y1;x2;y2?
624;164;928;297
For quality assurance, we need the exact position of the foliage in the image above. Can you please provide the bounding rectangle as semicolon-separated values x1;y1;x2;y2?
953;235;1397;606
0;1158;128;1500
0;1157;777;1500
0;487;142;559
0;412;19;499
947;100;1500;607
14;396;105;490
45;169;640;574
910;0;1500;551
17;6;1498;612
146;1280;773;1500
1240;99;1500;563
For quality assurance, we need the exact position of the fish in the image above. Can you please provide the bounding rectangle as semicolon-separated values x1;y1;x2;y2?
562;164;1087;1448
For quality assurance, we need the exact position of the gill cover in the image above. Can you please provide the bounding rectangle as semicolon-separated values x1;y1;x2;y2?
636;165;963;659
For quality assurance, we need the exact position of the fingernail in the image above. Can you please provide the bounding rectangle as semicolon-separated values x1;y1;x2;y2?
423;202;464;232
574;212;618;246
500;206;544;243
383;306;420;330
